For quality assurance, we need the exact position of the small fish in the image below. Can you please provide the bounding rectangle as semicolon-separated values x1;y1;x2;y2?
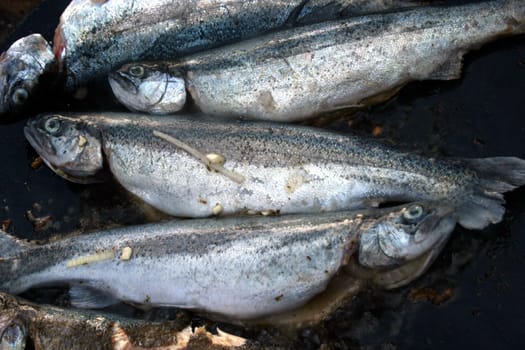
110;0;525;121
24;112;525;229
0;202;456;322
0;292;248;350
0;34;55;115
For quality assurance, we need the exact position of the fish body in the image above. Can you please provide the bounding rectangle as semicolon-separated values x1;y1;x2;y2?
110;0;525;121
24;112;525;230
0;203;456;320
0;292;250;350
0;34;55;115
0;0;424;115
55;0;423;91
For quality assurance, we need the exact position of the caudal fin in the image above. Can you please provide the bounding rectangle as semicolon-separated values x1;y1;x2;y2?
457;157;525;230
0;230;28;257
0;230;30;282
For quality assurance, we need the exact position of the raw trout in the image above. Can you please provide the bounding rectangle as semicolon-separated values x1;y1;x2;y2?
0;202;456;321
0;292;249;350
109;0;525;120
0;34;55;115
24;112;525;229
55;0;422;90
0;0;424;115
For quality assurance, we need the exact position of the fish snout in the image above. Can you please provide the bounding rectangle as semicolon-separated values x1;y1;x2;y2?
109;70;139;95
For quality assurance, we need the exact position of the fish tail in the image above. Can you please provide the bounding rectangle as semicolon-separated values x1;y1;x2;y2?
504;0;525;33
0;230;30;282
457;157;525;230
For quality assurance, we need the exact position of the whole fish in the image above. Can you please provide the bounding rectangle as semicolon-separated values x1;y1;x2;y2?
24;112;525;230
0;292;249;350
55;0;422;90
109;0;525;120
0;202;456;322
0;34;55;115
0;0;424;116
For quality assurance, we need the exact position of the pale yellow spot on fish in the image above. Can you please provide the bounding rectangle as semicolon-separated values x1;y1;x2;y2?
78;135;87;147
261;209;279;216
212;203;223;216
285;169;311;194
206;153;225;166
55;168;67;177
285;175;304;194
66;251;114;268
120;247;132;261
257;90;277;112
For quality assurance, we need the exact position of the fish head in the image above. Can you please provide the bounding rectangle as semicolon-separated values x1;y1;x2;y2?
0;320;27;350
0;294;27;350
0;34;55;115
357;202;456;287
24;114;105;183
109;63;186;115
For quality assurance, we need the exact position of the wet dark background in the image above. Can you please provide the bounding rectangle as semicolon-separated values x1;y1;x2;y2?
1;1;525;349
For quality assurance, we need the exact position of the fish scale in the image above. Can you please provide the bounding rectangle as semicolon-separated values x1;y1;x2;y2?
110;0;525;120
0;0;426;116
56;0;424;89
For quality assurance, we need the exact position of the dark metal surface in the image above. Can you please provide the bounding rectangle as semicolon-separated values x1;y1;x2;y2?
1;1;524;349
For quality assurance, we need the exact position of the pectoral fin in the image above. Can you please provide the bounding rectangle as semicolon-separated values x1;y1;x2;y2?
428;53;465;80
69;285;119;309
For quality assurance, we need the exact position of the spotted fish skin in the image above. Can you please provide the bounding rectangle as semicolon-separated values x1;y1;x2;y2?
0;0;424;115
0;201;457;320
54;0;425;90
110;0;525;121
24;112;525;230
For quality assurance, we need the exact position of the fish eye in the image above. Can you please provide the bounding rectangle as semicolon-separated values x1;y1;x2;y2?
11;88;28;106
402;204;424;224
0;323;26;349
128;65;145;77
44;117;61;134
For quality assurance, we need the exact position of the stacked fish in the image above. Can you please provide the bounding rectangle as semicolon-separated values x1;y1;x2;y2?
1;0;525;348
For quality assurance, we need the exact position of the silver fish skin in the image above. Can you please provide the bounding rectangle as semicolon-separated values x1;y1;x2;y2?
0;34;55;115
109;0;525;121
24;112;525;230
295;0;426;24
0;202;456;320
0;292;250;350
55;0;425;90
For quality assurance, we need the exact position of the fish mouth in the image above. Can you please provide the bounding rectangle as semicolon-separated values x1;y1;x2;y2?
348;233;452;290
24;121;107;184
108;71;138;95
24;123;48;158
24;123;62;176
378;214;456;289
352;204;457;288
